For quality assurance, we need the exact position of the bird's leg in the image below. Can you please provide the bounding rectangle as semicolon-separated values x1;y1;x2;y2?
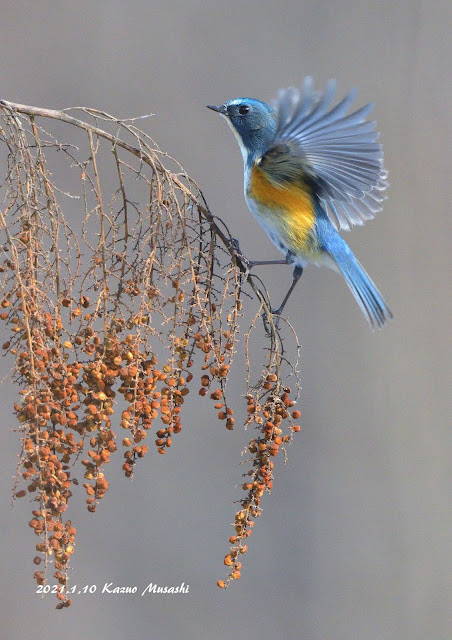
247;259;289;268
271;265;303;316
230;238;288;267
248;249;294;269
230;238;290;282
243;258;289;286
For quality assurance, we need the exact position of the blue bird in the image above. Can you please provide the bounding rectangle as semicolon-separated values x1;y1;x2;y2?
207;77;392;329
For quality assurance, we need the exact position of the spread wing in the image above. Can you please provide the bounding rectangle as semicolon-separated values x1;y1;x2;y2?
262;77;388;230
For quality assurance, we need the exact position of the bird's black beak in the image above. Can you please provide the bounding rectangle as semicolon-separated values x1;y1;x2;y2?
207;104;227;115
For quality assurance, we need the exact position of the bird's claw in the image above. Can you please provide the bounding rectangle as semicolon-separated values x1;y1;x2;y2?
229;237;241;254
271;309;281;330
229;238;256;281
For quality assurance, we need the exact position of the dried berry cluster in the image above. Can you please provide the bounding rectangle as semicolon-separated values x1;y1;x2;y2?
217;375;301;588
1;268;242;600
6;312;85;607
3;285;244;603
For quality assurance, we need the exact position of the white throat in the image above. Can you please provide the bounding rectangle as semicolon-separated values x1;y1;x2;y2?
224;116;249;166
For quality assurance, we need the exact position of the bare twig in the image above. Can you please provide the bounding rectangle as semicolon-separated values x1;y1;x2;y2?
0;100;302;604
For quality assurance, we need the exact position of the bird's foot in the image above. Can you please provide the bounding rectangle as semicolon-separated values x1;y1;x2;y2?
262;307;282;334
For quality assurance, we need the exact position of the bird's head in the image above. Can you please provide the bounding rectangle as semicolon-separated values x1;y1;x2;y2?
207;98;276;164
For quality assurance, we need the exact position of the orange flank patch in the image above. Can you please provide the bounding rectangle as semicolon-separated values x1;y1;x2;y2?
249;163;316;253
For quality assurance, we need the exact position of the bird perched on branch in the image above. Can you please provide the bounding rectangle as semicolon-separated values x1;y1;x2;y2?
207;77;392;329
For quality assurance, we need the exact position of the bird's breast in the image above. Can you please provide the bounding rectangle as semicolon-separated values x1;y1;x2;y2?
246;163;317;254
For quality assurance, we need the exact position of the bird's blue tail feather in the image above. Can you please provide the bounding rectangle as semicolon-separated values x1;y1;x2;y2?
324;234;392;329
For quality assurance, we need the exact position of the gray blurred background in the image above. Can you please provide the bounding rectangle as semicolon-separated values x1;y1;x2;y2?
0;1;450;638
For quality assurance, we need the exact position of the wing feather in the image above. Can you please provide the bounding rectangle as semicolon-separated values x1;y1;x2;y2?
267;78;388;230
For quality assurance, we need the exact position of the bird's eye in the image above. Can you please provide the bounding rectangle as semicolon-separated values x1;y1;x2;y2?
239;105;250;115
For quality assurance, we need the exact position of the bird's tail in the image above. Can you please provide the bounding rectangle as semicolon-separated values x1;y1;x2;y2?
326;236;392;330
